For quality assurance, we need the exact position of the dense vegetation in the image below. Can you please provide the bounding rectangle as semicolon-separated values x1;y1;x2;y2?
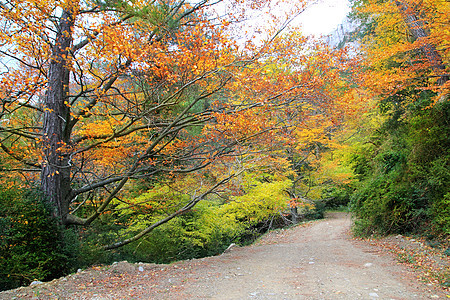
0;174;325;290
347;0;449;239
0;188;73;290
0;0;448;292
350;95;449;237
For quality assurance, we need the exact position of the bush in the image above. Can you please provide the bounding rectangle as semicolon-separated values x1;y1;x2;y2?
350;98;449;238
432;192;450;235
0;187;72;291
322;185;352;209
304;200;326;220
116;178;294;263
120;201;244;263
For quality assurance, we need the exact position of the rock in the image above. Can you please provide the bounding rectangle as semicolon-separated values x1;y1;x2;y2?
223;243;237;254
109;261;136;273
369;292;379;298
138;266;144;272
364;263;373;267
30;281;43;286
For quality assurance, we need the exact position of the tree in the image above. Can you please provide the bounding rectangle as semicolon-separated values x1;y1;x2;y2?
1;0;360;248
393;0;448;87
355;0;449;104
347;0;450;236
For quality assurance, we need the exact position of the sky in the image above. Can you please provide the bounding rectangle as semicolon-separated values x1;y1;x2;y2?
297;0;351;36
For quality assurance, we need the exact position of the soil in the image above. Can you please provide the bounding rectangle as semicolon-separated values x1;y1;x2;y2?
1;212;448;299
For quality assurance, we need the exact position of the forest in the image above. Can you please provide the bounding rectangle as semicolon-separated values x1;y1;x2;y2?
0;0;448;291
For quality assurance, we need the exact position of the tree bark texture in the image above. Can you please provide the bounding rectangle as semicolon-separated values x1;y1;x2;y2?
41;9;74;224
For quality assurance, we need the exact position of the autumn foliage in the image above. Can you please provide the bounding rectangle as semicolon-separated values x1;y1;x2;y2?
3;0;449;292
348;0;449;239
356;0;449;103
0;0;380;292
0;0;363;252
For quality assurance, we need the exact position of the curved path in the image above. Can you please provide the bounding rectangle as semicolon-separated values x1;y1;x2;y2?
1;213;444;299
180;212;436;299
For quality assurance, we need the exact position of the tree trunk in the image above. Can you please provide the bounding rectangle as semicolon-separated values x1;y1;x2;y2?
290;206;299;224
41;9;74;224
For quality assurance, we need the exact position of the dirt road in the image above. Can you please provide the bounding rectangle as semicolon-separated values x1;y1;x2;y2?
179;212;443;299
1;212;447;299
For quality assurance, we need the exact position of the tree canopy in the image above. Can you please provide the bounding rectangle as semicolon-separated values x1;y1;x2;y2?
1;0;449;291
0;0;361;249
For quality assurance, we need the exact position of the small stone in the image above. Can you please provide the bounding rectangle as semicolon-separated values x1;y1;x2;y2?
364;263;373;267
30;281;43;286
369;292;379;298
77;268;82;273
138;266;144;272
430;295;439;299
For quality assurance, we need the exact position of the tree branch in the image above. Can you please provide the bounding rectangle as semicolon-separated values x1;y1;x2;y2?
103;170;242;250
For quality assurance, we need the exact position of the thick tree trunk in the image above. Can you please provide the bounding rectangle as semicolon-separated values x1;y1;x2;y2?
41;9;74;224
395;1;448;86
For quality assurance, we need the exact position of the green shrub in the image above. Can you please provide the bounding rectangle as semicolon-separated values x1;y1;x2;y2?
432;192;450;234
322;185;352;209
116;178;294;263
305;200;326;219
120;201;244;263
350;97;449;238
0;187;72;291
